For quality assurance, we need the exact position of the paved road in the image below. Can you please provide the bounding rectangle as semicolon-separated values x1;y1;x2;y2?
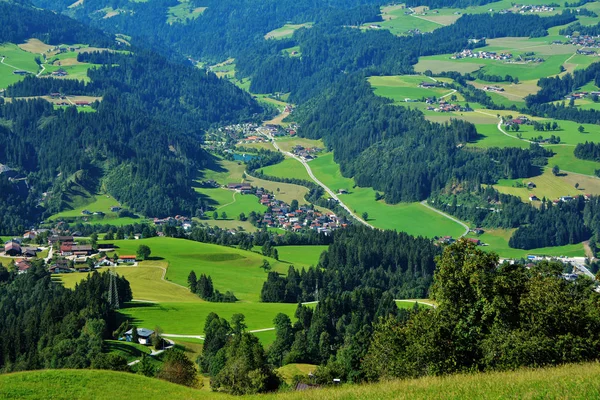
264;130;374;229
420;200;469;237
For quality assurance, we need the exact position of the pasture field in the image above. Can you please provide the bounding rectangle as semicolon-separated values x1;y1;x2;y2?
58;237;312;339
253;330;277;347
196;186;268;218
416;53;572;81
477;229;585;258
308;153;466;238
361;5;449;36
120;301;299;334
494;168;600;202
59;264;200;303
0;43;40;72
49;193;121;220
244;174;310;205
547;145;600;176
5;362;600;399
275;137;325;153
368;75;456;102
265;23;312;40
195;218;257;232
167;0;206;25
97;238;289;302
198;158;245;185
273;245;327;268
42;63;94;82
0;63;26;88
236;141;274;151
395;299;435;309
469;123;530;148
260;157;312;182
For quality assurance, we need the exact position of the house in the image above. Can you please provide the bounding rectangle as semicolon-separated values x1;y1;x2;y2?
467;238;481;246
4;241;22;256
15;260;32;274
96;257;116;268
97;243;115;250
110;206;121;212
560;196;574;202
118;255;137;263
49;259;71;274
529;194;539;202
48;235;74;246
125;328;155;345
60;244;93;256
527;181;536;189
23;247;38;257
81;209;92;215
22;231;37;240
13;70;29;75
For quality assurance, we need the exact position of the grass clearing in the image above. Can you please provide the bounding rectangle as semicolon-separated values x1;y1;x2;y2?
104;340;151;362
547;145;600;176
275;137;325;153
265;23;312;40
369;75;455;102
274;245;327;268
277;363;317;384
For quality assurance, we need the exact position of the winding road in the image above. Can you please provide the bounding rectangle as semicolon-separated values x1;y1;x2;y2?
264;130;375;229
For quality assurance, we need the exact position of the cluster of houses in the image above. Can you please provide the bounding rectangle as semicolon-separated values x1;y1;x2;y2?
564;35;600;48
528;193;592;204
438;236;483;246
503;115;530;126
483;85;505;92
517;4;555;13
153;215;193;230
565;91;600;101
452;50;512;61
419;81;442;89
292;145;322;160
425;99;473;113
260;201;346;234
51;69;68;77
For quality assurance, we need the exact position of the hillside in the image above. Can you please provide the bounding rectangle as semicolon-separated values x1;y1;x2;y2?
3;362;600;399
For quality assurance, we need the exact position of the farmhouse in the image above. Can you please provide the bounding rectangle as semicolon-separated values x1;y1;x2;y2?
48;235;74;245
419;82;438;88
60;244;93;256
118;255;137;263
529;194;539;202
4;241;22;256
15;260;32;274
125;328;155;345
22;231;37;240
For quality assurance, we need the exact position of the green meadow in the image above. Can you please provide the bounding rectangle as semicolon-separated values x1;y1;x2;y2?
0;43;40;72
167;0;206;24
308;153;466;238
265;23;312;40
476;229;585;258
275;245;327;268
368;75;455;102
5;362;600;399
260;158;312;182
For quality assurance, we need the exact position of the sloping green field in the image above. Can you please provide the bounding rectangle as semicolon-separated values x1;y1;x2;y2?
4;362;600;399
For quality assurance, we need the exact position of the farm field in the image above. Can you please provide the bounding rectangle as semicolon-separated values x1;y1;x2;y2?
260;157;312;182
494;168;600;202
265;23;312;40
5;362;600;399
198;158;245;185
547;145;600;176
274;245;327;268
476;229;585;259
49;193;121;220
368;75;456;102
58;237;308;339
275;137;325;153
245;174;310;205
361;5;451;36
308;154;466;238
167;0;206;24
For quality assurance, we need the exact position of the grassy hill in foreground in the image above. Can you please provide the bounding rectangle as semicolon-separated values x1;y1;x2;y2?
3;362;600;399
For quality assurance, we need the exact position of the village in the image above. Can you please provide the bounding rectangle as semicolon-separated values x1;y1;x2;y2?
225;182;348;233
0;232;140;275
452;49;513;61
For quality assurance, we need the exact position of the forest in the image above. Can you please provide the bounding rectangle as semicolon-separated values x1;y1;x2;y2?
0;50;265;231
200;240;600;393
0;265;131;372
430;187;600;251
